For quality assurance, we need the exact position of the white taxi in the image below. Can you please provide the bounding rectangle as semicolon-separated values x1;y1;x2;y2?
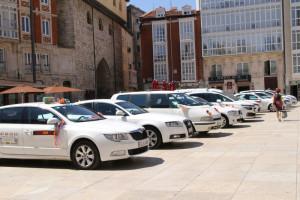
74;99;194;149
111;91;222;133
0;100;149;169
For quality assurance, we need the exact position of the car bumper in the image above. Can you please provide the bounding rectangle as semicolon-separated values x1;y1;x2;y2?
99;137;149;162
228;114;240;125
193;119;222;132
160;126;189;143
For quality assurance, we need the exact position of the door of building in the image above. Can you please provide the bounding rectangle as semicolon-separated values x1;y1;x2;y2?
264;77;278;90
290;85;298;100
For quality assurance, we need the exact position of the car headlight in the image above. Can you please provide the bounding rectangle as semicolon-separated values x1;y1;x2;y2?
228;110;238;116
165;121;183;127
241;105;253;110
200;116;213;121
104;134;129;142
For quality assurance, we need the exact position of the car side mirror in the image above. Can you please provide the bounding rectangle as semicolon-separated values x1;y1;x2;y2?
47;118;59;125
217;99;222;103
116;110;126;116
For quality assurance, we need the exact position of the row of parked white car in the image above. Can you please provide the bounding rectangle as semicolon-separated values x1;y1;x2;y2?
0;89;296;169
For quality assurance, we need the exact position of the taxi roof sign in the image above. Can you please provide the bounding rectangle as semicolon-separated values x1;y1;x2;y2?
43;97;55;104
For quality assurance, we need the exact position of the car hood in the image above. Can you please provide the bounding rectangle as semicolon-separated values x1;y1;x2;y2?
70;119;143;134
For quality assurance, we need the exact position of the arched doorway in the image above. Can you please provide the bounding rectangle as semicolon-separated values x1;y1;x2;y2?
96;58;113;98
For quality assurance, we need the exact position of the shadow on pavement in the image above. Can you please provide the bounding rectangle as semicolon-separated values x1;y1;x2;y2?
243;119;264;123
0;156;165;171
0;159;75;169
99;156;164;170
159;141;204;150
227;124;251;129
194;132;233;138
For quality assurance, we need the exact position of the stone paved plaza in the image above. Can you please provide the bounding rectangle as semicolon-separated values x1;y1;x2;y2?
0;104;299;200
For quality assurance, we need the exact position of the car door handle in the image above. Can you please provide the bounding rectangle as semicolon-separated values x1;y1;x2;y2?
24;130;32;135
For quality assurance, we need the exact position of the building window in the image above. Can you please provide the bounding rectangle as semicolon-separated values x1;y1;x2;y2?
154;63;168;83
156;7;165;18
264;61;277;76
119;0;122;11
87;11;91;24
113;0;116;6
182;62;196;81
136;33;140;40
210;64;222;77
42;20;50;36
292;30;300;50
99;18;103;31
137;45;140;53
24;53;31;71
0;48;5;71
180;20;194;41
21;16;30;33
180;42;195;60
109;24;113;35
44;54;50;72
292;6;300;27
41;0;48;4
202;5;282;34
153;44;166;62
237;63;249;75
0;7;18;39
152;23;166;43
202;29;282;57
136;19;139;23
293;53;300;74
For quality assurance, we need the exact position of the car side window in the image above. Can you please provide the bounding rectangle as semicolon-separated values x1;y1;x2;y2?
248;94;259;100
95;103;120;116
26;107;59;124
215;94;232;102
150;94;170;108
116;95;130;101
129;94;147;108
167;95;179;108
202;93;218;102
237;94;246;100
80;103;93;110
0;107;25;123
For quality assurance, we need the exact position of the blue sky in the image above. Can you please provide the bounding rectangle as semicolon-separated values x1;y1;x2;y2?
128;0;196;12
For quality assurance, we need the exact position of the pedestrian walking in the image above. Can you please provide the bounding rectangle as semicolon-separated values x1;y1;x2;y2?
272;88;283;122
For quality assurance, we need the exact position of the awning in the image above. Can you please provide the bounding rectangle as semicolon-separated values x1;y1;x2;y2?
0;80;46;88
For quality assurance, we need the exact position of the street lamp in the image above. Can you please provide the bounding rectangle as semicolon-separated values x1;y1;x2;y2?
29;0;36;83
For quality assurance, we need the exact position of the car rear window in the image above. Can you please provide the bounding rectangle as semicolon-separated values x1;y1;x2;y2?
129;94;147;108
116;95;130;101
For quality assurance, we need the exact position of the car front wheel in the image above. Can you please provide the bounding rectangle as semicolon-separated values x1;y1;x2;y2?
71;141;100;170
145;126;162;149
221;114;229;128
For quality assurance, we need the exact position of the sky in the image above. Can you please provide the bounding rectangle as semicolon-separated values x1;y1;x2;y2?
128;0;197;12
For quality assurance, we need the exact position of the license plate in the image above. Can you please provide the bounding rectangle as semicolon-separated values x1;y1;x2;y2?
138;139;149;147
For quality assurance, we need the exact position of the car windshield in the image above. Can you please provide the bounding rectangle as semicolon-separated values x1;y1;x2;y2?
116;101;147;115
170;93;202;106
52;105;104;122
255;92;270;99
191;96;213;106
218;92;239;101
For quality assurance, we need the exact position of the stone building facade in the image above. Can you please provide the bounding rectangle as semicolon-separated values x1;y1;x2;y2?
127;5;144;91
0;0;75;105
57;0;131;99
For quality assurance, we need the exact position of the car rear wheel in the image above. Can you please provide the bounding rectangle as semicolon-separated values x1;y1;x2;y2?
71;141;100;170
221;114;229;128
145;126;162;149
269;104;276;112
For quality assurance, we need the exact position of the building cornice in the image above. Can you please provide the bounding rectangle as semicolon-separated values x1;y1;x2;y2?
82;0;127;27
